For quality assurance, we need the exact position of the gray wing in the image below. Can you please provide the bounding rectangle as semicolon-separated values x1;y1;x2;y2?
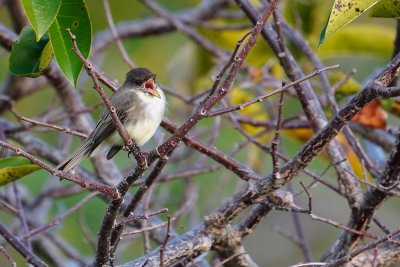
88;88;137;154
56;88;137;171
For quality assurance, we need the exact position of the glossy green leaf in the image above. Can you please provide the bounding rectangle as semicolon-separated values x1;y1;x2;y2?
21;0;61;40
370;0;400;17
0;156;40;186
319;0;380;46
49;0;91;86
9;26;53;77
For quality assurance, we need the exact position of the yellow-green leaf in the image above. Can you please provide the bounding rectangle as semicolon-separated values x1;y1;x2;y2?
370;0;400;17
39;41;54;72
319;0;381;46
329;71;361;100
0;156;40;186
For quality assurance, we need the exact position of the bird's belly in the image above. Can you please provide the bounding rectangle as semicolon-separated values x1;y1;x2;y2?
125;116;162;146
106;103;164;147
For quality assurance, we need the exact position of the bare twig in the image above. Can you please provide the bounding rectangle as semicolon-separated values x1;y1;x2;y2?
206;65;339;118
0;245;16;267
12;182;31;249
159;216;172;267
325;229;400;267
141;0;228;59
299;181;312;212
115;208;168;228
0;140;119;199
103;0;136;68
289;182;312;262
22;192;99;240
0;223;47;267
271;89;284;179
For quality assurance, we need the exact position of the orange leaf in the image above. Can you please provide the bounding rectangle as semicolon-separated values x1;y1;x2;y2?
352;99;387;129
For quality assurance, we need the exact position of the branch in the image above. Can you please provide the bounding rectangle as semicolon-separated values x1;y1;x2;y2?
141;0;228;59
0;222;47;267
325;229;400;267
92;0;230;55
93;2;279;265
234;0;364;209
0;140;119;199
323;127;400;261
203;51;400;259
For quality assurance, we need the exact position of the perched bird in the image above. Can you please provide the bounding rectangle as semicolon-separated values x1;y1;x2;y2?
57;68;166;172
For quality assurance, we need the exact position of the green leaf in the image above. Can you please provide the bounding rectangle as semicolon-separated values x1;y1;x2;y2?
370;0;400;17
21;0;61;41
330;71;361;100
9;26;53;77
381;99;394;111
319;0;381;46
49;0;92;87
0;156;40;186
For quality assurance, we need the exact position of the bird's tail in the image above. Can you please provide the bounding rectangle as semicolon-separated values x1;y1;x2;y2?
56;140;93;172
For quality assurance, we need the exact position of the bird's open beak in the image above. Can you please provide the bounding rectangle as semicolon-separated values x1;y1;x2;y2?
144;78;161;98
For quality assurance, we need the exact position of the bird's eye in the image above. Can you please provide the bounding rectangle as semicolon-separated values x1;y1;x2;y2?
132;79;141;86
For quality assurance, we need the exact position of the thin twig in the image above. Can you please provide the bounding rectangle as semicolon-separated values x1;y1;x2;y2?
141;0;228;59
15;114;86;138
325;229;400;267
0;140;119;199
103;0;136;68
0;223;47;267
214;252;246;267
22;192;99;240
77;209;97;252
206;65;340;118
12;182;31;249
122;220;173;237
0;245;16;267
159;216;172;267
115;208;169;228
271;89;285;179
299;181;312;212
288;182;312;262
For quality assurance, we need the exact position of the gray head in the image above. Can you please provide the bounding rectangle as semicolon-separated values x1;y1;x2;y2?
123;68;155;87
123;68;160;98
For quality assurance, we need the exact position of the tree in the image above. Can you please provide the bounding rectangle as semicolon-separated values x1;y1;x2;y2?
0;0;400;266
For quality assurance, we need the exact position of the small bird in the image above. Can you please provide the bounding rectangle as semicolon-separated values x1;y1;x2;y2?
57;68;166;172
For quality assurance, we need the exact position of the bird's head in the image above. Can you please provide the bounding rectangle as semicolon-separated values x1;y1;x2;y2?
124;68;161;98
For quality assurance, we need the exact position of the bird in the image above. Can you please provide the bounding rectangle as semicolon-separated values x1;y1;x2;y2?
57;68;166;172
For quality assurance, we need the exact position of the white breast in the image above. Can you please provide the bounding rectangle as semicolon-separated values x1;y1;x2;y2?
107;86;166;147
